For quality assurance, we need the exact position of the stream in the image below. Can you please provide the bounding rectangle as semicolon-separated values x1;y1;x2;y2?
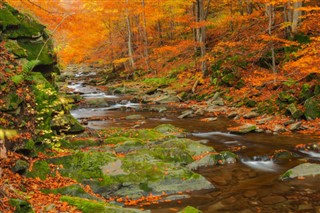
66;70;320;212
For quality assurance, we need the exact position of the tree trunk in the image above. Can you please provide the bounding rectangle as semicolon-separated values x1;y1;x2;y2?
267;3;276;78
141;0;150;70
125;0;135;69
194;0;209;76
291;1;302;33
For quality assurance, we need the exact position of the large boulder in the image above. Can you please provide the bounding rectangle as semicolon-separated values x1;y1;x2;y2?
304;95;320;120
280;163;320;180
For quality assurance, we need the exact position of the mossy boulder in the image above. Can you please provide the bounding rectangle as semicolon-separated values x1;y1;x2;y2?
179;206;202;213
280;163;320;180
286;103;303;119
9;199;34;213
0;5;20;29
154;124;186;137
278;91;295;103
5;39;28;58
51;113;85;134
42;184;100;201
13;160;29;175
304;95;320;119
26;160;51;180
60;196;148;213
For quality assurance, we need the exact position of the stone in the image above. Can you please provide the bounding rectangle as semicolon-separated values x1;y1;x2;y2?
227;111;239;119
178;110;194;119
288;122;302;131
286;103;303;119
304;95;320;119
273;124;286;133
13;160;29;175
243;112;260;119
280;163;320;180
257;116;273;125
125;114;145;120
228;124;256;134
9;199;34;213
178;206;202;213
149;106;167;113
260;195;286;205
244;190;257;198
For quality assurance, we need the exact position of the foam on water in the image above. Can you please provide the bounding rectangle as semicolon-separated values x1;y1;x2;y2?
192;131;238;138
241;157;279;172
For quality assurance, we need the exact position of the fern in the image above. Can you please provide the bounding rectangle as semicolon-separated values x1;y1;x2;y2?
22;59;41;73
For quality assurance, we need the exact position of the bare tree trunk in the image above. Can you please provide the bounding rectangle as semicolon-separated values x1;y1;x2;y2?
194;0;209;76
291;1;302;33
267;4;276;79
141;0;150;70
246;0;253;15
126;0;135;69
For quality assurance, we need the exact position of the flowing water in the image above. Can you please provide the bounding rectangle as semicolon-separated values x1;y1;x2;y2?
66;75;320;212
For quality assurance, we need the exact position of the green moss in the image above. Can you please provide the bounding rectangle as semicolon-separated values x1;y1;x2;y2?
154;124;185;135
304;95;320;119
26;160;50;180
0;6;20;30
60;196;107;213
149;147;194;165
60;196;145;213
5;40;28;58
18;39;54;65
280;170;293;180
109;129;166;142
42;184;100;200
48;151;116;181
143;77;175;87
9;199;34;213
6;15;45;39
178;206;202;213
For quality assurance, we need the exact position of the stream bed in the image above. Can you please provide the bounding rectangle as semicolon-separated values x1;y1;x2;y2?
65;71;320;212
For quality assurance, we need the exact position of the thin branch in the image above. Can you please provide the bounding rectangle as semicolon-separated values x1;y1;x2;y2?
25;0;64;15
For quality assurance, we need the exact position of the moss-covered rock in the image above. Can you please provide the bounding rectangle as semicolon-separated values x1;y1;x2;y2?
26;160;50;180
286;103;303;119
9;199;34;213
13;160;29;175
178;206;202;213
48;151;116;181
51;113;85;134
5;16;45;39
280;163;320;180
0;5;20;30
5;39;28;58
60;196;148;213
304;95;320;119
154;124;186;137
42;184;100;201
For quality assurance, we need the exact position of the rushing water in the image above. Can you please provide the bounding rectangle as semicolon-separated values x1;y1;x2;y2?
67;74;320;212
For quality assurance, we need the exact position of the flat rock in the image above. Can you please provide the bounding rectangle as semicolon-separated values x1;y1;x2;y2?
281;163;320;180
288;121;302;131
243;112;260;119
228;124;256;134
260;195;286;205
126;114;145;120
178;110;194;119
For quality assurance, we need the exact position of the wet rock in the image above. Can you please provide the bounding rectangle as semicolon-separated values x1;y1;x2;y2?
100;160;127;176
260;195;286;205
13;160;29;175
149;106;167;113
228;124;256;134
298;203;314;211
154;124;186;137
194;107;205;115
125;114;145;120
288;121;302;131
51;114;85;134
201;117;217;122
244;190;257;198
280;163;320;180
243;112;260;119
212;176;228;186
272;150;297;163
178;110;194;119
154;94;180;104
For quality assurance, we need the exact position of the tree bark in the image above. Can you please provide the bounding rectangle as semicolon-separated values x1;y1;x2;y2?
267;3;276;78
141;0;150;70
125;0;135;69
